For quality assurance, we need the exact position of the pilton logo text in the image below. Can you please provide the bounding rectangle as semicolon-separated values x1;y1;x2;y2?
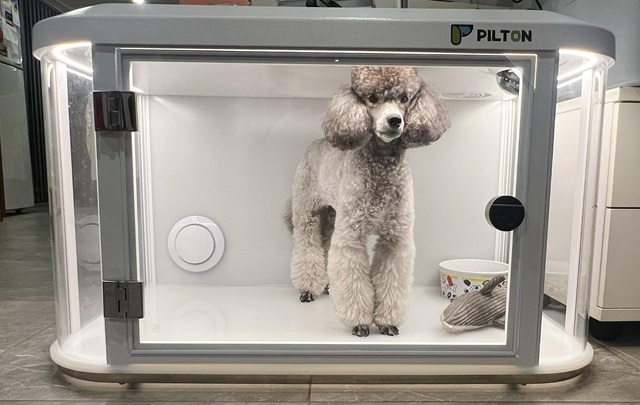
452;25;532;45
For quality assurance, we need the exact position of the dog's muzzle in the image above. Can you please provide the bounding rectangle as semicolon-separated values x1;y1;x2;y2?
374;104;404;142
376;115;404;142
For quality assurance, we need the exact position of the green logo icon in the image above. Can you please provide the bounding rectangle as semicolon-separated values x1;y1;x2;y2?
451;24;474;45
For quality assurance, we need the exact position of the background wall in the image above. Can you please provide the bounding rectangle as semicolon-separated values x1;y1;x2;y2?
541;0;640;88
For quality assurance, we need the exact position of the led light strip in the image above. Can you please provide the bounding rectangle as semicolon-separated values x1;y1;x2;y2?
52;42;93;75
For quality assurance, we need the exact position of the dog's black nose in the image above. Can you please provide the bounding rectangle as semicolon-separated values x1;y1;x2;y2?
388;116;402;129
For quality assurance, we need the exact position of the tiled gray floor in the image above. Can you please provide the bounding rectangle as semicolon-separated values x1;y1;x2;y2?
0;240;52;261
0;326;309;402
0;209;55;301
310;342;640;402
2;207;640;403
0;301;55;355
0;211;51;245
0;260;55;301
595;322;640;370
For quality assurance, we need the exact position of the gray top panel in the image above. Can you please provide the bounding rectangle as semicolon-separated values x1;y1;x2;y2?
33;4;615;59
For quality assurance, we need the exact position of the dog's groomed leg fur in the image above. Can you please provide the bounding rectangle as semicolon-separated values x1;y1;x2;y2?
327;213;375;336
290;195;330;302
371;232;415;335
290;215;329;302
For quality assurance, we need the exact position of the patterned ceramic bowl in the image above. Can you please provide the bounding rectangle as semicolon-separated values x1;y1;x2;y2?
439;259;508;301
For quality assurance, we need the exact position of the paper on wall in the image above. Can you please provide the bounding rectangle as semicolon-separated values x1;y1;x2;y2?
0;0;21;65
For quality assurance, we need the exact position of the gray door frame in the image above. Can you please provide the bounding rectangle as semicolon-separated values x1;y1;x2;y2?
95;45;557;367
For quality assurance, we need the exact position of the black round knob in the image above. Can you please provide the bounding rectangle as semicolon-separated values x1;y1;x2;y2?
485;195;525;232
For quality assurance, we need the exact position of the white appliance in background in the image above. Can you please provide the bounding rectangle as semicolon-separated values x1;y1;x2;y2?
0;60;34;212
588;87;640;339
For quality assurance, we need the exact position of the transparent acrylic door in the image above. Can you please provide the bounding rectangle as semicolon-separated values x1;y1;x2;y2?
98;49;556;365
544;50;610;347
39;43;103;359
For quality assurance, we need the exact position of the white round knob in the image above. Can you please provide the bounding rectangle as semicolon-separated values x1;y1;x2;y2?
175;225;214;264
168;216;225;272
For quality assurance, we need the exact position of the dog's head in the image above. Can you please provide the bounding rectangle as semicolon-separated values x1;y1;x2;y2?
322;66;450;150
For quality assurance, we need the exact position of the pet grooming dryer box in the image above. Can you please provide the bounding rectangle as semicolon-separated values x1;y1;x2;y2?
33;5;614;382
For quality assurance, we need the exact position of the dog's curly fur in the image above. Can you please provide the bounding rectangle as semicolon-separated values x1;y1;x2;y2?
286;66;450;337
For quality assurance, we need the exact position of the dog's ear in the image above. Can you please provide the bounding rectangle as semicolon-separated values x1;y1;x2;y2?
322;87;372;150
402;83;450;148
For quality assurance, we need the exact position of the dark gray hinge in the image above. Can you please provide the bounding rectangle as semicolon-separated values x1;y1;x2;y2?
103;281;144;319
93;91;138;132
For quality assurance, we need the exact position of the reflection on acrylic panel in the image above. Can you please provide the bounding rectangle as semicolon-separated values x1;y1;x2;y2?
66;55;102;331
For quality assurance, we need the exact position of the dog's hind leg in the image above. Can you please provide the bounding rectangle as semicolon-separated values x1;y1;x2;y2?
290;202;330;303
319;205;335;295
283;197;294;234
371;229;416;336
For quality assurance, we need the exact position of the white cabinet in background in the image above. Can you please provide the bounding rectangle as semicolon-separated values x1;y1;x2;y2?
589;87;640;339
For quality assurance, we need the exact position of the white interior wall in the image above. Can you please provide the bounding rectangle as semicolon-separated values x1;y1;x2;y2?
143;95;504;287
546;104;580;266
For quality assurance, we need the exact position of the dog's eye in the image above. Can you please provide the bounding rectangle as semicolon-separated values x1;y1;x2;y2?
400;94;409;103
368;95;379;104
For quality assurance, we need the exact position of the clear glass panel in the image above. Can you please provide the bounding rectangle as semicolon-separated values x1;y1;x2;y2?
40;44;103;353
128;56;528;348
66;48;102;330
545;50;610;347
41;57;71;347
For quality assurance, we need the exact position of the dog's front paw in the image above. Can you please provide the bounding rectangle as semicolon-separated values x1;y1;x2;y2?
379;325;400;336
352;324;370;337
299;291;315;302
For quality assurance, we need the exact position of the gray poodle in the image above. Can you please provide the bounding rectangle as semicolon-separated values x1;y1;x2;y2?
285;66;450;337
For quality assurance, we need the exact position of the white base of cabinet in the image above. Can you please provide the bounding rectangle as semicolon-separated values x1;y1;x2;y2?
50;286;592;382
